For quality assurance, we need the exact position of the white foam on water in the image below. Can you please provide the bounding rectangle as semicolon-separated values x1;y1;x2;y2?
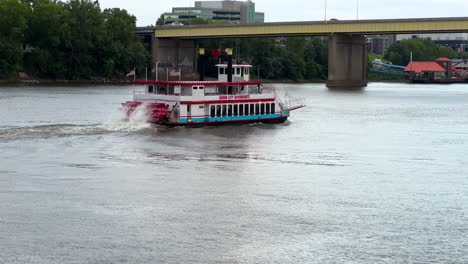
100;103;152;132
0;104;154;139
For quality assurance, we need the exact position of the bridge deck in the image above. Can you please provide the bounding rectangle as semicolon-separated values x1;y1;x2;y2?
154;17;468;38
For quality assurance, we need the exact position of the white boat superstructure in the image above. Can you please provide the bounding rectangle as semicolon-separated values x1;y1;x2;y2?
122;62;304;126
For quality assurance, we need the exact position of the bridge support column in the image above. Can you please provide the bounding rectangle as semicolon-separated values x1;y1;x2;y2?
152;38;197;79
326;34;368;89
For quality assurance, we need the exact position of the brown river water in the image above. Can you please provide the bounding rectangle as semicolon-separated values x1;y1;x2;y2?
0;82;467;263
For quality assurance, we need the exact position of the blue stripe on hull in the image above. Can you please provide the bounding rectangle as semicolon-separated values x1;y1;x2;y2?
179;114;283;123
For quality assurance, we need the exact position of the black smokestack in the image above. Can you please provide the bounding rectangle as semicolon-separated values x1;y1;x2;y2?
226;48;233;83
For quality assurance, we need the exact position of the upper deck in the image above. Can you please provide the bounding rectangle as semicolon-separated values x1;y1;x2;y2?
132;80;276;104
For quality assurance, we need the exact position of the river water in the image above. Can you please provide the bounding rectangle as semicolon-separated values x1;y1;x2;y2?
0;83;467;264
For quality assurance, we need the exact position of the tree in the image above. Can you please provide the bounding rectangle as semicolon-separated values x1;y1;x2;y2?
101;8;150;77
0;0;29;79
23;0;71;78
304;38;328;80
62;0;106;79
156;14;165;26
0;0;152;81
385;38;458;66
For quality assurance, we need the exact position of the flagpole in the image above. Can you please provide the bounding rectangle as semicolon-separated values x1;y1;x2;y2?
145;67;148;81
133;68;136;98
155;62;158;81
179;67;181;81
410;51;413;81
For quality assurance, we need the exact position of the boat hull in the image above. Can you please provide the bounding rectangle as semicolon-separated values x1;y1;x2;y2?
152;116;288;127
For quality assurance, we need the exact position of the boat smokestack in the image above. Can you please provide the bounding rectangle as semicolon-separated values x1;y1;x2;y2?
226;48;233;82
198;48;206;81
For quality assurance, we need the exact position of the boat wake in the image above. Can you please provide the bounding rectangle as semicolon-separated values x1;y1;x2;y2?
0;109;153;140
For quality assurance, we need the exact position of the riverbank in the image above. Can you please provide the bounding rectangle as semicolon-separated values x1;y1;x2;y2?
0;79;133;85
0;77;409;85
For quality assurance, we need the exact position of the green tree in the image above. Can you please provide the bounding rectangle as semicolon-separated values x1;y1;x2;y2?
304;38;328;80
156;14;165;26
23;0;71;78
0;0;29;79
63;0;105;79
385;38;458;66
284;37;306;80
102;8;150;77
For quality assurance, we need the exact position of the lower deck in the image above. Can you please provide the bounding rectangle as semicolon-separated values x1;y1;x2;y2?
179;101;285;124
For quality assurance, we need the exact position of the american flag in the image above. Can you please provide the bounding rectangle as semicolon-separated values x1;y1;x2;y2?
169;70;181;77
126;69;135;77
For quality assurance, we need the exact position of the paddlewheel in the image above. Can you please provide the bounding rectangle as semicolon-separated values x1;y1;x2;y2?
121;101;172;123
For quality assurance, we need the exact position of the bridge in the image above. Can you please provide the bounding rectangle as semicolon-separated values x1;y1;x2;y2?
141;17;468;89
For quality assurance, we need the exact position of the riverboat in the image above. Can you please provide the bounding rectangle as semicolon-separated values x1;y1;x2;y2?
121;62;305;126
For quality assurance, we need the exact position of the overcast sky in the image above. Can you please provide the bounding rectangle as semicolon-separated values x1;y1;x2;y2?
98;0;468;26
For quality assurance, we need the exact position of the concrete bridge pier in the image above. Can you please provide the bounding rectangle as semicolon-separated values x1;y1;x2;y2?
152;38;197;79
326;34;368;89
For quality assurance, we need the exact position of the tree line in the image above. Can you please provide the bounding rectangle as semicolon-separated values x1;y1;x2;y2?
384;37;468;66
0;0;150;80
197;37;329;81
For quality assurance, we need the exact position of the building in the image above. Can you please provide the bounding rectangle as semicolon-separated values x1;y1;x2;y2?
366;35;396;55
161;0;264;25
451;59;468;79
404;57;465;82
397;33;468;52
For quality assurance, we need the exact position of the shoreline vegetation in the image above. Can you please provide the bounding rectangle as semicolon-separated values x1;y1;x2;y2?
3;1;467;84
0;0;151;82
0;78;410;86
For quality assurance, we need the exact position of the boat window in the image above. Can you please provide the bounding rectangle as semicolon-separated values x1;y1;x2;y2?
255;104;259;115
234;105;238;116
260;103;265;115
250;104;254;115
199;86;204;89
220;68;225;75
216;105;221;117
244;104;249;115
222;105;227;116
148;85;154;93
266;103;270;114
187;104;190;113
228;105;232;116
193;86;198;90
271;103;275;114
210;105;215;117
236;68;241;75
245;68;249;75
239;104;243;115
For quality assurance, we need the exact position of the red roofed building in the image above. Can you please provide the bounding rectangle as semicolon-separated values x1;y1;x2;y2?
404;62;446;73
435;57;452;62
404;57;456;82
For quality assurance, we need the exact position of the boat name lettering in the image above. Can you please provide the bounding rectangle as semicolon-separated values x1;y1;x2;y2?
218;95;250;100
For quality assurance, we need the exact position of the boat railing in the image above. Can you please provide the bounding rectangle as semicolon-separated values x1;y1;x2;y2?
276;90;306;113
